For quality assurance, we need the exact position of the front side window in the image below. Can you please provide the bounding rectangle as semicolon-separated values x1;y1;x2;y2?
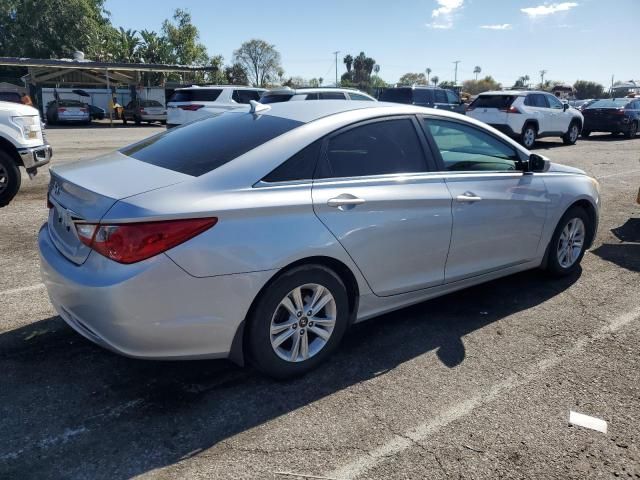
434;90;447;103
349;93;374;101
319;118;427;179
425;118;519;172
413;89;433;104
445;90;459;104
319;91;347;100
547;95;564;109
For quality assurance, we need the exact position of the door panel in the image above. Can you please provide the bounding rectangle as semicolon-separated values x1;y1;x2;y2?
444;173;548;282
313;176;453;296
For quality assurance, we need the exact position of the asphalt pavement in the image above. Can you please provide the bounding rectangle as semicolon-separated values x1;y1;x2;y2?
1;124;639;479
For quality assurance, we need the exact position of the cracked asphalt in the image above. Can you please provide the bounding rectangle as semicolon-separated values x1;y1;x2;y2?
1;123;639;479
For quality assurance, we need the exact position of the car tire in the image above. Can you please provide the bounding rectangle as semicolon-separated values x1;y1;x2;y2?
624;121;637;139
581;130;591;138
544;206;592;277
134;115;141;126
246;264;350;379
562;121;580;145
0;150;21;208
122;116;127;125
521;123;537;149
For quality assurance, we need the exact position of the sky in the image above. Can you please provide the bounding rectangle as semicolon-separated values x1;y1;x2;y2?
104;0;638;87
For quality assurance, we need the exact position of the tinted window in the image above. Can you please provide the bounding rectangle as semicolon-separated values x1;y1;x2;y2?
525;94;548;108
260;94;294;104
0;92;21;103
169;89;222;103
141;100;162;107
379;88;413;104
262;141;321;183
425;118;519;171
349;93;374;101
413;89;433;104
58;100;84;107
319;91;347;100
547;95;564;109
304;93;319;100
434;90;447;103
320;119;427;178
471;95;515;109
587;99;631;109
121;113;303;177
445;90;459;104
232;89;262;104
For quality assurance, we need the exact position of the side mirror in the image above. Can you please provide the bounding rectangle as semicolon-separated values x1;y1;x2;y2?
563;103;570;111
529;153;550;173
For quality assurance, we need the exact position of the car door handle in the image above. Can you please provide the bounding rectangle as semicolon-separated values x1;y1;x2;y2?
327;195;366;208
456;193;482;203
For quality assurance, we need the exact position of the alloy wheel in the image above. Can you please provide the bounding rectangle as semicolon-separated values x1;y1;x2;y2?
557;217;585;268
270;283;336;363
569;124;579;143
0;163;7;195
523;127;536;148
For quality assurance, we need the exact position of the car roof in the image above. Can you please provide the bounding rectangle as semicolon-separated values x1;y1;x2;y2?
478;90;549;96
176;85;266;91
265;87;372;96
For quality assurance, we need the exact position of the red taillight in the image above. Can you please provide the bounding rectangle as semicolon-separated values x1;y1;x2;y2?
80;108;87;112
500;106;520;114
58;108;67;113
178;104;204;111
140;109;146;114
77;218;218;264
614;108;626;115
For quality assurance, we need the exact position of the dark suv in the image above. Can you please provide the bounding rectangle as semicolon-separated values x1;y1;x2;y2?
379;86;465;114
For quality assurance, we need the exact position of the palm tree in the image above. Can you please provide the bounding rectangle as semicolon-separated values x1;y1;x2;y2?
318;77;323;86
373;64;380;75
425;68;432;83
473;66;481;81
431;75;439;86
343;54;353;73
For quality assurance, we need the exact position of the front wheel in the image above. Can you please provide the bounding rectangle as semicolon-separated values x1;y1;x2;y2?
247;265;350;379
0;151;21;208
624;121;637;139
521;124;537;149
544;206;592;276
562;121;580;145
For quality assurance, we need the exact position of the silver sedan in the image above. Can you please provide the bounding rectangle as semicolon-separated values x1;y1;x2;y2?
39;101;600;378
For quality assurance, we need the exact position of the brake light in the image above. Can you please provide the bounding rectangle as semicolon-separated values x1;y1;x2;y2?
614;108;626;115
178;104;205;111
140;109;146;114
80;108;87;112
76;218;218;264
58;108;66;113
500;106;520;114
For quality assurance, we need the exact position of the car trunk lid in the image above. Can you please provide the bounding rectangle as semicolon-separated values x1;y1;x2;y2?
467;95;518;124
47;151;192;264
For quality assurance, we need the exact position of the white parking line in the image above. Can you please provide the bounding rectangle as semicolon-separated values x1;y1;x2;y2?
328;307;640;480
0;283;45;297
569;411;608;433
597;169;640;180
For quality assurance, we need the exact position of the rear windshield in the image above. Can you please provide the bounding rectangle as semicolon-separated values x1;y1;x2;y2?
586;99;630;109
260;94;294;104
470;95;516;109
121;112;303;177
58;100;85;107
141;100;162;107
379;88;413;104
0;92;21;103
169;89;222;103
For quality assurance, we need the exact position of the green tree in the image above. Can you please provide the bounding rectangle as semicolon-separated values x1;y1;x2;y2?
343;54;354;74
398;72;427;85
431;75;439;86
462;76;501;95
207;55;228;84
112;27;140;62
224;63;249;85
341;51;376;90
573;80;605;99
473;66;481;80
162;9;208;65
0;0;111;58
425;67;432;83
438;80;456;90
233;39;282;87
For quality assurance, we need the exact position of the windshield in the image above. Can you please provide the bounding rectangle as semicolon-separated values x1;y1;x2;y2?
141;100;162;107
168;89;222;103
379;88;413;104
586;99;630;109
470;95;516;109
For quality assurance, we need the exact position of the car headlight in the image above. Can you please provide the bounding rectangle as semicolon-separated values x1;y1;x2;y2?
11;115;41;140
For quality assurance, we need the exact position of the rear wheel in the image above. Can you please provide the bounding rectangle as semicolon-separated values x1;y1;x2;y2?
562;121;580;145
544;206;592;277
247;265;350;379
122;116;127;125
0;151;21;208
134;115;141;126
624;121;638;139
521;124;537;149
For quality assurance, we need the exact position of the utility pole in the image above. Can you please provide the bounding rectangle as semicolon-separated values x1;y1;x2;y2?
333;51;340;87
540;69;547;87
453;60;461;85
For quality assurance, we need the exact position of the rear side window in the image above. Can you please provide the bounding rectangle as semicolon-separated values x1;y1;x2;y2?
445;90;459;104
525;94;546;108
121;113;303;177
0;92;21;103
434;90;448;103
260;94;294;104
349;93;374;101
424;118;519;171
379;88;413;104
262;141;321;183
319;91;347;100
305;93;319;100
232;90;262;104
169;89;222;103
413;89;433;104
319;118;427;178
470;95;515;109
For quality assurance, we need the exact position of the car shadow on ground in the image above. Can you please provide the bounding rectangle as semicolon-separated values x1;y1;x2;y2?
45;122;163;130
592;218;640;272
0;269;580;479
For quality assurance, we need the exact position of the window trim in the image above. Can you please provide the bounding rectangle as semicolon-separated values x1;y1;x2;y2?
419;115;529;173
314;115;437;181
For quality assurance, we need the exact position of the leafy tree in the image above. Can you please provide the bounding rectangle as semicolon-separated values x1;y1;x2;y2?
162;9;208;65
308;78;320;87
138;30;174;64
398;72;427;85
473;66;481;80
343;54;353;73
341;51;376;90
224;63;249;85
318;77;324;86
462;76;501;95
514;75;530;88
431;75;439;86
0;0;111;58
207;55;228;84
233;39;282;87
112;27;140;62
573;80;605;99
369;75;388;89
438;80;456;90
283;76;306;88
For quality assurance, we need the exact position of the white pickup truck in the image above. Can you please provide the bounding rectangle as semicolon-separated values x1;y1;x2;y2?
0;101;52;207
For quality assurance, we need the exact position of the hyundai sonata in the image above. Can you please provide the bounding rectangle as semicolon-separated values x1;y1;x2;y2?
39;101;599;378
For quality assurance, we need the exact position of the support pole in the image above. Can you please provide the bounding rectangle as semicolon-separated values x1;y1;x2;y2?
105;68;113;127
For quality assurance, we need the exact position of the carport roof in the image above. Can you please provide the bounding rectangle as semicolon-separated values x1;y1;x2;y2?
0;57;215;73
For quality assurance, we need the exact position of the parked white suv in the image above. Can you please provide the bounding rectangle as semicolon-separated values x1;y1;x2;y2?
259;87;376;103
166;86;266;128
467;91;583;148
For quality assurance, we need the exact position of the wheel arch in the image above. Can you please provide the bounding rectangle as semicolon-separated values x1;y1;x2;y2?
228;255;360;366
0;136;22;166
569;199;597;248
522;119;539;132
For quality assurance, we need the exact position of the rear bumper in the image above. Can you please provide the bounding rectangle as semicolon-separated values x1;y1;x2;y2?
38;224;274;360
583;118;630;132
18;144;52;170
141;114;166;121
